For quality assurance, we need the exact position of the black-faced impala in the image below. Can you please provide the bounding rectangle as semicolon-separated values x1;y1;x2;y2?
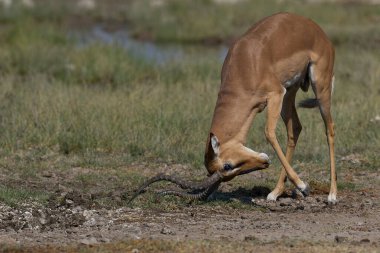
129;12;337;205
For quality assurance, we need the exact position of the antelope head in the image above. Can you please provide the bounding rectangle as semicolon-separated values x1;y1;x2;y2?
204;133;270;181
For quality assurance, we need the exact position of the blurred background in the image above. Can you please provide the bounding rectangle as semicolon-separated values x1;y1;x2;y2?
0;0;379;205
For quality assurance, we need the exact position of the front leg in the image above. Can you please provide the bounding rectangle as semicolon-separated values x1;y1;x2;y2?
267;88;302;201
265;89;309;196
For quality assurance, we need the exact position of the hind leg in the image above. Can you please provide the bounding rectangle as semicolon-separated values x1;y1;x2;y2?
319;91;337;204
267;88;302;201
310;63;337;204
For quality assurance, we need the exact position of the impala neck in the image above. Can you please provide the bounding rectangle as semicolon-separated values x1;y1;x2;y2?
210;89;258;145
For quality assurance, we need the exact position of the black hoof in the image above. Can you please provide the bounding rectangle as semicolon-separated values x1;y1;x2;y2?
298;182;310;197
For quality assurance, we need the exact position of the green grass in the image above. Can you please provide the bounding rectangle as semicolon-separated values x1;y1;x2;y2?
0;0;379;206
0;186;48;206
125;0;380;43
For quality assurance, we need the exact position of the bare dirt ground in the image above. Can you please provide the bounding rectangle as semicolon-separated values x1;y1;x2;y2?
2;190;379;244
0;162;379;252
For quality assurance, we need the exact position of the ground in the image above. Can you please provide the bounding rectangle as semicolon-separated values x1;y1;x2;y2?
1;162;379;252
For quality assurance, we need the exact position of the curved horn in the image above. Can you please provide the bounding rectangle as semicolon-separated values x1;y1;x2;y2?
158;181;221;201
128;172;222;204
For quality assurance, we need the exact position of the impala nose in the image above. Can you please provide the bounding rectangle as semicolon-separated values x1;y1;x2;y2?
259;153;270;164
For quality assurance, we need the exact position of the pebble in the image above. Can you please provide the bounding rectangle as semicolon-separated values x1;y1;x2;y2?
244;235;258;241
23;211;33;221
160;227;175;235
79;237;98;245
65;199;74;206
279;198;292;206
99;237;111;243
39;218;47;225
334;235;347;243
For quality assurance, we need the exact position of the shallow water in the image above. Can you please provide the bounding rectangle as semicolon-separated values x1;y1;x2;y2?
72;25;228;65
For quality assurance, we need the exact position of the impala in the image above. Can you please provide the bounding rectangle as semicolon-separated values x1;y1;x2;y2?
129;12;336;204
204;12;336;203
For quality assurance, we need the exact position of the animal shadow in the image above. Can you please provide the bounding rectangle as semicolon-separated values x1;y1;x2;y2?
210;186;271;204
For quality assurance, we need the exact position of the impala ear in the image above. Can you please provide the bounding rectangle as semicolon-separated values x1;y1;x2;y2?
209;133;220;157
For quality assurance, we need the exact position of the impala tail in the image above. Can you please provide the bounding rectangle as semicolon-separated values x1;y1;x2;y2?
298;63;321;109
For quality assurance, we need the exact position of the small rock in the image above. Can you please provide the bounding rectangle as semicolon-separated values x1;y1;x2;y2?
83;217;97;227
80;237;98;245
65;199;74;206
99;238;110;243
39;218;47;225
23;211;33;221
42;171;54;178
360;238;370;243
83;210;93;219
340;154;363;165
244;235;259;241
72;206;83;213
279;198;292;203
279;198;292;206
296;205;305;210
334;235;347;243
160;227;175;235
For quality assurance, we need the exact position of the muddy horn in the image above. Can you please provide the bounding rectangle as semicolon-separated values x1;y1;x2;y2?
127;171;222;204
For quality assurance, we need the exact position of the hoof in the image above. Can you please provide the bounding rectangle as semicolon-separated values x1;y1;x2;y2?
328;193;337;205
291;188;304;199
266;192;278;201
297;182;310;197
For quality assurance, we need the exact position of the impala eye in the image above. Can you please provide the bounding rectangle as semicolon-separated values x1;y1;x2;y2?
223;163;233;171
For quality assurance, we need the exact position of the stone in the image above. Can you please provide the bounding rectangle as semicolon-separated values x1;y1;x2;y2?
160;227;175;235
80;237;98;245
334;235;347;243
